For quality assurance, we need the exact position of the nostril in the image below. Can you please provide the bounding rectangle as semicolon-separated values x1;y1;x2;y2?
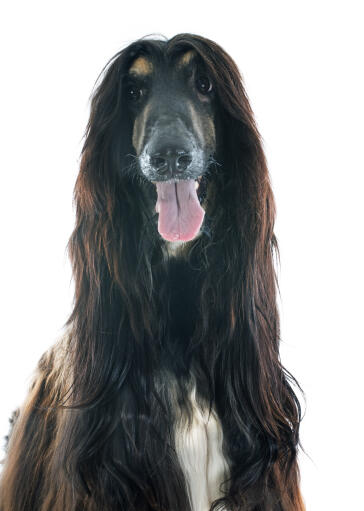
149;148;192;176
150;155;168;173
176;153;192;172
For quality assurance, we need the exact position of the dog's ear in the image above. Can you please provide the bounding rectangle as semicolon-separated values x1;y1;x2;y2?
64;44;166;418
180;35;279;347
67;45;163;342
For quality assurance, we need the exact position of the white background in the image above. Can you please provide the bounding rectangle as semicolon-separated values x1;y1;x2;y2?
0;1;363;509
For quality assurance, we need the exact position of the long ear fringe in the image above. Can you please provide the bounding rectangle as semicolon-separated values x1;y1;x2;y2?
179;45;304;505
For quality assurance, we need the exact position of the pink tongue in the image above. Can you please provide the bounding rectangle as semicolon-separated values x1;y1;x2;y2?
155;180;205;241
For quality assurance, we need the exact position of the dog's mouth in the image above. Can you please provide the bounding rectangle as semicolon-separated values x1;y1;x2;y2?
152;176;205;242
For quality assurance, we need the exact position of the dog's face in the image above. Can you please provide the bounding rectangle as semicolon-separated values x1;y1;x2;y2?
125;49;217;242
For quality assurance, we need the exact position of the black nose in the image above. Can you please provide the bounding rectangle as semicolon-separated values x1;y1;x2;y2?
149;148;193;177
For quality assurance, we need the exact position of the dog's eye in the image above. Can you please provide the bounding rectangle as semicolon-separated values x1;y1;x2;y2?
195;75;212;95
126;85;143;101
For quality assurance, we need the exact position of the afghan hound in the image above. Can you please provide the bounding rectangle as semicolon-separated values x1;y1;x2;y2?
0;34;305;511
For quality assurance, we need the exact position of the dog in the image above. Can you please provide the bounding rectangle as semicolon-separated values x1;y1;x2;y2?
0;34;305;511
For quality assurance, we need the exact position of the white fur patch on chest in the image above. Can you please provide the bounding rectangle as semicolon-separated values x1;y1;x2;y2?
174;386;230;511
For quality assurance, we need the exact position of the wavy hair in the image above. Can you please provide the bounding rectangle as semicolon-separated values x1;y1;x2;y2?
0;34;305;511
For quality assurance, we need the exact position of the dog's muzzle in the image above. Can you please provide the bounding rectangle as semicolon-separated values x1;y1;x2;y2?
138;120;206;242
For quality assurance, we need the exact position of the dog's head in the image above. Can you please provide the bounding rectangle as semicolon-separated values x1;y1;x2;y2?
81;34;264;248
124;40;219;242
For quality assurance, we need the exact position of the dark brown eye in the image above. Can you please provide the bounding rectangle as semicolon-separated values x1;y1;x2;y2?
126;85;143;101
195;74;212;95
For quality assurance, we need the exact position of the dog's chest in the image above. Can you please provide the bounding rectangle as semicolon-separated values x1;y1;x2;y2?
174;385;230;511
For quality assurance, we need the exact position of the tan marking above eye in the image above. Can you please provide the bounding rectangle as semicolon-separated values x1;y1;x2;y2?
129;56;153;76
177;50;197;68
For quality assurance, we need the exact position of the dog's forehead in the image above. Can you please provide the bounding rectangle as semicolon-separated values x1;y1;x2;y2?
127;49;198;78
